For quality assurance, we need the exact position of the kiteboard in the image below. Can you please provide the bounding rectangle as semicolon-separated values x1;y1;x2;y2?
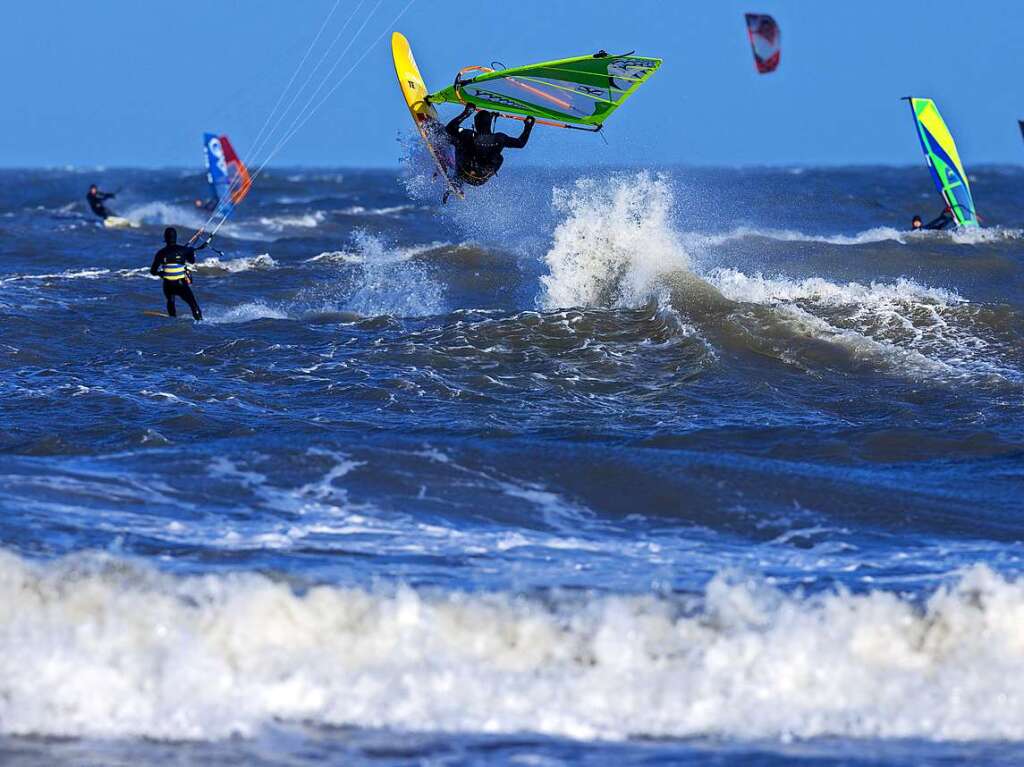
391;32;463;201
103;216;138;229
142;310;170;318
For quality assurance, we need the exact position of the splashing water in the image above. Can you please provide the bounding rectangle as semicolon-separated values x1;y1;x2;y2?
540;172;693;310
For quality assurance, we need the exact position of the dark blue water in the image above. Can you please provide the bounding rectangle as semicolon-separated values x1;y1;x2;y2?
1;164;1023;765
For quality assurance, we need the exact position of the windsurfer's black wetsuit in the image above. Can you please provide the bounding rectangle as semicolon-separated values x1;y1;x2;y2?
87;189;116;220
924;208;955;230
445;106;534;186
150;242;204;320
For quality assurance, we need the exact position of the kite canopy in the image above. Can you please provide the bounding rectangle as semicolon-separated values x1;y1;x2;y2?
906;98;978;228
745;13;780;74
428;52;661;129
203;133;252;218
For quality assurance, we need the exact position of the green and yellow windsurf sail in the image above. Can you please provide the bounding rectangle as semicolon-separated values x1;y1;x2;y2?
428;52;661;130
906;97;978;228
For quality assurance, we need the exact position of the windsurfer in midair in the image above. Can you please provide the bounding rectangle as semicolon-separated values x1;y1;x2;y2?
86;184;116;220
445;106;535;187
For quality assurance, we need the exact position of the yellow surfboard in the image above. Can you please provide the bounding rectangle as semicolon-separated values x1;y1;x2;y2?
391;32;463;201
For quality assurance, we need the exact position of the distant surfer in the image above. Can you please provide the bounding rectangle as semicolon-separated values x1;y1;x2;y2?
194;198;218;212
86;184;116;220
445;106;535;187
911;207;955;231
150;227;206;320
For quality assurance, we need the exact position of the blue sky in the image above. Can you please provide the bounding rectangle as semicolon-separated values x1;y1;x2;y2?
0;0;1020;167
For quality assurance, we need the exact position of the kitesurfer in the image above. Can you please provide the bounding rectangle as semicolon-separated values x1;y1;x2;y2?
911;215;923;230
194;198;218;212
86;184;116;220
150;227;205;320
445;105;535;186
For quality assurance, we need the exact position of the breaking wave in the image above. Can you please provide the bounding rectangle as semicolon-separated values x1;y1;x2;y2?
535;172;1021;384
2;551;1023;743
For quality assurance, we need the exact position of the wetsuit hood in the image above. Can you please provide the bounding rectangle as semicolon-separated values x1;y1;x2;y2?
474;110;494;134
164;227;177;244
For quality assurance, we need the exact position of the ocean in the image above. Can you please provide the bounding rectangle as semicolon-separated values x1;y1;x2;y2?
0;161;1022;766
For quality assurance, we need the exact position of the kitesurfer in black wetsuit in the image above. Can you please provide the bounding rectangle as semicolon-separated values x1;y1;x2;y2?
445;106;535;187
86;184;116;220
912;207;955;231
150;227;206;320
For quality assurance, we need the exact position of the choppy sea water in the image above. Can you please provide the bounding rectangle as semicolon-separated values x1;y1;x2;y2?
0;161;1023;766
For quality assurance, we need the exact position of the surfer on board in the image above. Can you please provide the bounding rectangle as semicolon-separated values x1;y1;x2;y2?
86;184;116;220
445;105;535;187
150;227;205;320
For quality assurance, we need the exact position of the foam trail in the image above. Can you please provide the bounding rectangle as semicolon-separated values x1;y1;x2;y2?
116;202;268;242
206;302;290;324
196;254;277;274
2;551;1024;742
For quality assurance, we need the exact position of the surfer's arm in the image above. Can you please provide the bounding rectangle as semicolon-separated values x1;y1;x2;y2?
924;209;954;230
446;105;474;137
149;253;162;276
498;116;534;150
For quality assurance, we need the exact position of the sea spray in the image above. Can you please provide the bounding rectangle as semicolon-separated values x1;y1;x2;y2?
309;230;445;318
541;172;693;309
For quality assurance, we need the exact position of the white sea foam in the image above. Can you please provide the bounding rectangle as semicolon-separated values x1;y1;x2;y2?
540;172;692;309
688;226;909;247
206;302;290;324
0;268;113;284
257;211;326;231
1;551;1023;743
949;225;1024;244
197;253;277;274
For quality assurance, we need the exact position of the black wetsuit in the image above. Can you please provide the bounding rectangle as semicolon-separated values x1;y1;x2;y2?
924;209;955;230
445;110;533;186
150;244;202;320
87;190;115;220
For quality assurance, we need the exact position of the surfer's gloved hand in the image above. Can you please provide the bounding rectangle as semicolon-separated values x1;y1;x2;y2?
524;116;535;127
